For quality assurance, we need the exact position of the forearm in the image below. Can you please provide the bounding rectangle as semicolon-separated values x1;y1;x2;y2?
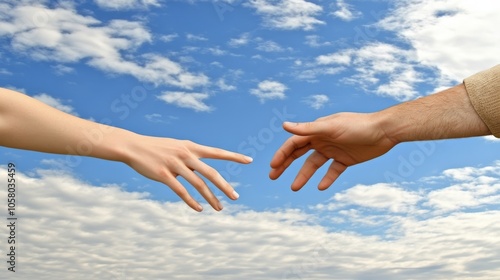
0;87;132;161
375;83;491;143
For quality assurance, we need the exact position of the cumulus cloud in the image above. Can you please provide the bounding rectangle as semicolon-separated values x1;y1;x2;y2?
378;0;500;86
303;94;329;109
331;0;361;21
157;91;213;112
315;43;423;100
2;161;500;279
312;1;500;98
32;93;78;116
250;80;287;102
0;2;208;90
245;0;325;30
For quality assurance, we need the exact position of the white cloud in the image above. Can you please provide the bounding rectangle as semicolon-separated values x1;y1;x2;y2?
316;50;352;65
294;66;344;82
228;32;251;47
425;163;500;212
321;183;422;213
303;94;329;109
157;91;213;112
52;64;74;75
186;33;208;41
3;161;500;279
250;80;287;102
145;113;165;123
304;35;331;48
159;33;178;42
216;78;236;91
0;3;208;90
315;43;423;100
32;93;78;116
245;0;325;30
256;40;285;52
0;68;12;75
378;0;500;85
94;0;160;10
484;135;500;142
331;0;361;21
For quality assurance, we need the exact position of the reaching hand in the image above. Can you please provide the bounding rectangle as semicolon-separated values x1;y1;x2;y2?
269;112;397;191
124;135;253;212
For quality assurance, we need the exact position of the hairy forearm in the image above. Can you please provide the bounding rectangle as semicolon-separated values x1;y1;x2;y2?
0;88;132;161
375;83;491;143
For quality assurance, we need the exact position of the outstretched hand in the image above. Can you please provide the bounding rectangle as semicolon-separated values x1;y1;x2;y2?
269;112;398;191
123;135;252;212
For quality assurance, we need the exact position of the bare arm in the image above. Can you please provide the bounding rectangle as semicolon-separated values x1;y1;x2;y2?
379;83;490;142
0;87;252;212
270;83;491;191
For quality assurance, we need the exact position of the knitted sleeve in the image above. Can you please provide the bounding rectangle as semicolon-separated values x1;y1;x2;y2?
463;64;500;137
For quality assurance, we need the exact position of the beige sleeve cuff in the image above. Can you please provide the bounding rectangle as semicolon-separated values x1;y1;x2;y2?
463;64;500;137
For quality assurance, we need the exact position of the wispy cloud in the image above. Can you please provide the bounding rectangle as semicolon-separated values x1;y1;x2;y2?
245;0;325;30
94;0;160;10
216;78;236;91
304;35;332;47
316;43;424;100
159;33;178;43
0;68;12;75
228;32;251;47
331;0;361;21
144;113;170;124
0;3;208;90
256;40;286;52
186;33;208;41
32;93;78;116
303;94;329;109
250;80;287;102
157;91;213;112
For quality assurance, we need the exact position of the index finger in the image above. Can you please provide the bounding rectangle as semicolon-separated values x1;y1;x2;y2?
192;143;253;164
270;135;311;169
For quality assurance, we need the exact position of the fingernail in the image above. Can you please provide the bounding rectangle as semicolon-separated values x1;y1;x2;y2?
196;204;203;212
218;202;224;211
232;190;240;199
284;121;298;126
245;156;253;162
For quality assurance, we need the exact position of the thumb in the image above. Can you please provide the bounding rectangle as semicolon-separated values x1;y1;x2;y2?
283;121;327;136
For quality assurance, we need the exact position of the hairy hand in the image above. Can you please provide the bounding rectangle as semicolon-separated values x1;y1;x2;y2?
270;113;397;191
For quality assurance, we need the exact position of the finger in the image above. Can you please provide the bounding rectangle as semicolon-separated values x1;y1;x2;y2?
188;159;239;200
176;164;222;211
269;143;311;180
318;160;347;191
270;135;310;169
291;151;329;191
162;175;203;212
192;142;253;164
283;120;329;136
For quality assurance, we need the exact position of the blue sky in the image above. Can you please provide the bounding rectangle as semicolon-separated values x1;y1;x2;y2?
1;0;500;279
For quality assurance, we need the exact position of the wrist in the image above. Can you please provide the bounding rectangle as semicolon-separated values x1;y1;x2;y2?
89;125;138;164
372;106;409;145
